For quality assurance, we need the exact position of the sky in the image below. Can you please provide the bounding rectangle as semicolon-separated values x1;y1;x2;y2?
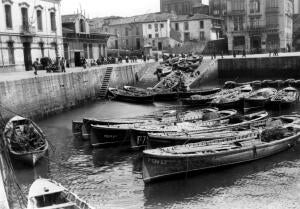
61;0;161;18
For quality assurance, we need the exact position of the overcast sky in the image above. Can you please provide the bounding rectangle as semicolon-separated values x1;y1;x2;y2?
61;0;160;18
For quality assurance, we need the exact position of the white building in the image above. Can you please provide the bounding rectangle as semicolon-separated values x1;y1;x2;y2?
171;14;222;42
0;0;63;72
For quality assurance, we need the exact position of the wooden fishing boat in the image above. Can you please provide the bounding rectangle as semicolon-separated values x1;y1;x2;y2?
181;88;240;107
147;111;270;148
27;178;94;209
89;108;221;148
130;109;238;149
81;117;149;140
108;88;154;103
210;85;252;109
143;127;300;183
244;88;277;109
123;86;152;94
3;116;48;166
269;87;299;107
154;88;221;101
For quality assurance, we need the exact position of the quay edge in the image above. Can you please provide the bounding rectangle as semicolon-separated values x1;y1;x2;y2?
0;62;159;121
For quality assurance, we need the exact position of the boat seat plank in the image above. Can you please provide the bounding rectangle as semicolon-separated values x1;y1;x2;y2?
38;202;76;209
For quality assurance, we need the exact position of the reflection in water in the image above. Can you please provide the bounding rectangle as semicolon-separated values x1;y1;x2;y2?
11;98;300;209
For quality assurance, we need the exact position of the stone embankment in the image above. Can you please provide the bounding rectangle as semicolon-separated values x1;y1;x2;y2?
0;62;157;121
218;55;300;80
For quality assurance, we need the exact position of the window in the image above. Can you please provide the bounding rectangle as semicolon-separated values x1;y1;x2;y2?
126;39;129;48
83;44;88;58
125;28;129;36
267;0;278;8
37;10;43;31
249;17;260;28
5;5;12;29
39;42;45;57
160;23;164;28
155;24;158;32
63;43;68;59
148;34;152;38
175;23;179;31
21;7;29;30
232;0;244;11
152;40;155;47
89;44;93;59
8;42;15;64
250;0;260;13
80;19;85;33
148;24;152;29
200;32;205;40
233;16;244;31
266;14;278;28
200;21;204;29
155;33;159;38
184;22;189;30
136;28;140;36
50;12;56;31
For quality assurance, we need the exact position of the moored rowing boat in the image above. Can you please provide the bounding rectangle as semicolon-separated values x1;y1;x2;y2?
143;127;300;183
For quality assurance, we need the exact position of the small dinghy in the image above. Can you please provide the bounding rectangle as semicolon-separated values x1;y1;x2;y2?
143;126;300;183
27;178;94;209
108;88;154;103
3;116;48;166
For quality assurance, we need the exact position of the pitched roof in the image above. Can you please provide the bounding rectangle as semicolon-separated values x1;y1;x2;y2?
108;12;177;25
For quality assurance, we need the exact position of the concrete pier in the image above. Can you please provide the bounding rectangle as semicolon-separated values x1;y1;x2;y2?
0;62;157;121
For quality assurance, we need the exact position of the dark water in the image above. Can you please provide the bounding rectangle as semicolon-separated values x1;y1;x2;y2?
13;99;300;209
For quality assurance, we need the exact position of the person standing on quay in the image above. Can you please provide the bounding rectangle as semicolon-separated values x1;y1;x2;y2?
242;48;246;58
60;57;66;73
33;58;39;76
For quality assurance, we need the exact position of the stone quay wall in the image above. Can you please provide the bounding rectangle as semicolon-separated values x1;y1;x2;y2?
0;62;156;121
218;56;300;80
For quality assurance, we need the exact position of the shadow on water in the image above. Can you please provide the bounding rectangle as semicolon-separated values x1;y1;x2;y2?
143;145;300;207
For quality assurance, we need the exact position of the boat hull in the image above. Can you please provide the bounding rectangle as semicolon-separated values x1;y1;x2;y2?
143;134;299;183
113;94;154;104
10;149;48;166
90;125;131;148
154;88;221;101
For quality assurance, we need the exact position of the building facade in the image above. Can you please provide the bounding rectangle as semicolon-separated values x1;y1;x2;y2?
226;0;294;53
171;14;222;42
62;13;110;67
160;0;209;15
294;0;300;14
0;0;63;72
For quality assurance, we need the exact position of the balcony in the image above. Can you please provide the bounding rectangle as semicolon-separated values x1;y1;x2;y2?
266;7;279;13
227;10;246;16
20;25;36;36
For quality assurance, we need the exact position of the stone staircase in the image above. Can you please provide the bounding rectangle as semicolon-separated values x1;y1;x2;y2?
98;67;113;99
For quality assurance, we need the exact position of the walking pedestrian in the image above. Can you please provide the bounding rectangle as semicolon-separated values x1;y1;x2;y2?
33;58;39;76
